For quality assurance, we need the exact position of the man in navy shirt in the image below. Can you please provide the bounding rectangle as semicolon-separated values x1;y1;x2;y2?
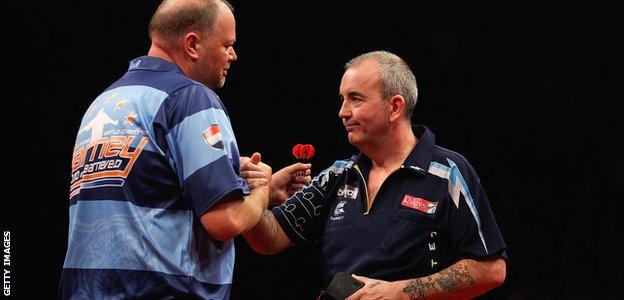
59;0;307;298
243;51;507;299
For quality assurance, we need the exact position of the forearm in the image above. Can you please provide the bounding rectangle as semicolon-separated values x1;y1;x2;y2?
243;209;292;254
232;187;270;231
398;257;506;300
201;186;269;241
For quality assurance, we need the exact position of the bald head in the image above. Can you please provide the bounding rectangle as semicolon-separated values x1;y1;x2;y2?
149;0;233;49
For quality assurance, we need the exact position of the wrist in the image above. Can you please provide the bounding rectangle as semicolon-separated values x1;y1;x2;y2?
260;185;270;208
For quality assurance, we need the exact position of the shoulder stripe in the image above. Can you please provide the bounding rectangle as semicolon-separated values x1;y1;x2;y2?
168;107;233;180
428;159;489;253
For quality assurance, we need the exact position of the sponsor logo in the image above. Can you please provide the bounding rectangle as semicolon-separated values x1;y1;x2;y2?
129;59;141;69
401;194;438;214
330;200;347;221
334;201;346;216
70;108;148;198
337;184;358;199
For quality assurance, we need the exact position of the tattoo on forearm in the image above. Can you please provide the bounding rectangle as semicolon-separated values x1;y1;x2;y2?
263;210;279;246
403;277;437;300
403;263;475;299
435;264;475;292
368;281;382;289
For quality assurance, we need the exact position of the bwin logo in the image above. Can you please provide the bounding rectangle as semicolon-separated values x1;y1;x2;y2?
337;185;358;199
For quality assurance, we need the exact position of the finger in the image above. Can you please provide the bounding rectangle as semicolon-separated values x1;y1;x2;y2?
250;152;262;164
258;161;272;170
282;163;311;174
288;183;306;191
240;157;250;167
289;177;310;188
241;157;256;168
240;170;266;179
293;175;312;182
351;274;370;284
257;163;273;176
241;161;263;171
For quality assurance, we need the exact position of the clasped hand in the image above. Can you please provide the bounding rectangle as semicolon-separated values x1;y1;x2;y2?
240;152;311;206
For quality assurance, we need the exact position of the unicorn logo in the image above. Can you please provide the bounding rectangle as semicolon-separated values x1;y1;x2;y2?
334;201;347;216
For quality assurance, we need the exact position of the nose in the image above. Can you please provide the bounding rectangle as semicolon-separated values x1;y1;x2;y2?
228;46;237;61
338;100;350;119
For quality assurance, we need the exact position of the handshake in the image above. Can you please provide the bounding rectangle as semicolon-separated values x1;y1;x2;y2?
240;151;312;206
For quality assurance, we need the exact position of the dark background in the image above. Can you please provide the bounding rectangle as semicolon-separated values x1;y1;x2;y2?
8;0;622;299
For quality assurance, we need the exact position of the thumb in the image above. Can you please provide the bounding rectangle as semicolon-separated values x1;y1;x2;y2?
351;274;364;280
250;152;262;164
351;274;368;283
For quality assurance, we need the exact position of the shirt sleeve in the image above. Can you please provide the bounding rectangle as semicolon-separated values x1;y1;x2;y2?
164;85;246;216
446;157;507;260
272;161;348;245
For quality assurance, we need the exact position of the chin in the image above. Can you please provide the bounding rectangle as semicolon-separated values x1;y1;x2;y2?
218;78;226;88
347;133;361;146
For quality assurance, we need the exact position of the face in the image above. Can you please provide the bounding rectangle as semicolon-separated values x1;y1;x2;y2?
195;6;237;89
338;59;390;148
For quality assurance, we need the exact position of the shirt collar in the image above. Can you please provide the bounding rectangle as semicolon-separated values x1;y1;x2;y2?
127;56;184;75
352;125;435;177
402;125;435;176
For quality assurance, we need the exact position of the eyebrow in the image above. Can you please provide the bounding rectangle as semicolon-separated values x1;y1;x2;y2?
346;91;366;99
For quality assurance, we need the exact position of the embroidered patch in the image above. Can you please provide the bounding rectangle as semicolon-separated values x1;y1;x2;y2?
401;194;437;214
203;124;224;149
336;184;358;199
330;200;347;221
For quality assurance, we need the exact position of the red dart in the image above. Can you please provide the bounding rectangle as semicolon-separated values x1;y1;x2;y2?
292;144;315;160
301;144;315;159
292;143;303;159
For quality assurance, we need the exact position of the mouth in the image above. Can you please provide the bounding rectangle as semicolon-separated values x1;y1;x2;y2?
344;123;358;131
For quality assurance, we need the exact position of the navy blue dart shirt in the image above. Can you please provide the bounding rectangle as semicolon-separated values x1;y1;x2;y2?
272;125;507;285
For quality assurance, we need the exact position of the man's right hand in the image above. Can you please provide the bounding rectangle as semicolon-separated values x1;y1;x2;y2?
201;152;272;241
240;152;272;190
270;163;312;205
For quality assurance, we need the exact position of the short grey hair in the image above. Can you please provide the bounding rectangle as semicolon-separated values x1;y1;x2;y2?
345;51;418;121
148;0;234;48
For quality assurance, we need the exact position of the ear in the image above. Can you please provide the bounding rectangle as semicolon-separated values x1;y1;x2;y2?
183;32;201;60
388;94;405;123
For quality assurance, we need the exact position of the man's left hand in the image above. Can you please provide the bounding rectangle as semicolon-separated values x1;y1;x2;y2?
346;275;404;300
